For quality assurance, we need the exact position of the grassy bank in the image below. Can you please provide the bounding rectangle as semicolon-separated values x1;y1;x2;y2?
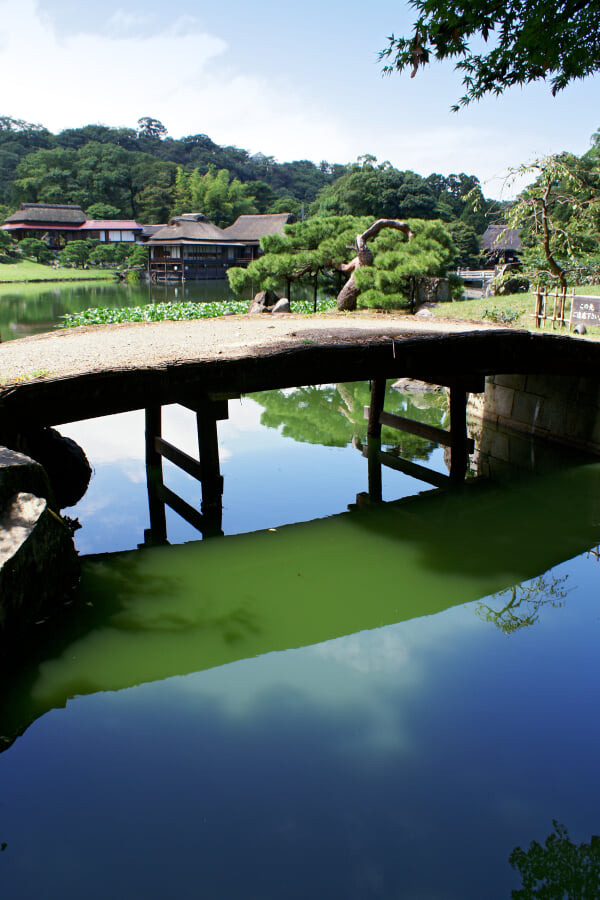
0;260;116;283
432;285;600;336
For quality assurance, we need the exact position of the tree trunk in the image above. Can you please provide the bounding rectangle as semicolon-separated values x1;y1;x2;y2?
336;219;412;311
541;182;567;291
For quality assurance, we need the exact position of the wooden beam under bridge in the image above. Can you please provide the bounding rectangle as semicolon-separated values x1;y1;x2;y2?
144;393;227;544
364;376;476;494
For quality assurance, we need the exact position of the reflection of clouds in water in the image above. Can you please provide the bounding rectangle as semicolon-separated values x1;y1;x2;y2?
137;602;482;771
176;605;479;709
311;627;410;675
55;395;319;476
60;410;145;464
58;403;246;467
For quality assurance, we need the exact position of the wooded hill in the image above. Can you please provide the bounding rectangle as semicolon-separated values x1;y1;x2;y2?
0;115;500;247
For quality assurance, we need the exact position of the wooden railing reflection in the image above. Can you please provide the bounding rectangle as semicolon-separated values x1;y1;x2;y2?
144;393;234;544
362;376;483;501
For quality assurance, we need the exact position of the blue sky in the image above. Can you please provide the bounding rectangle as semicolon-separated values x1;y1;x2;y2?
1;0;599;197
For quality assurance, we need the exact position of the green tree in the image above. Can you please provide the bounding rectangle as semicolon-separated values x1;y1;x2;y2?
0;229;15;261
510;821;600;899
137;117;168;139
266;194;302;217
352;218;458;310
18;237;54;264
446;221;480;267
126;243;150;267
0;116;54;204
86;203;121;219
311;157;437;220
507;154;600;289
13;146;80;205
227;214;373;299
171;165;257;226
228;214;457;311
380;1;600;108
172;166;193;215
88;243;117;267
130;157;176;222
58;241;90;268
251;382;447;459
477;574;570;634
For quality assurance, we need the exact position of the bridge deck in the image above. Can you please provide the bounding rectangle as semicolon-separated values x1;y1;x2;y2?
0;313;597;428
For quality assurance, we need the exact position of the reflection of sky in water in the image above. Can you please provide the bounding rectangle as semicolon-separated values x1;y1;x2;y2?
61;398;442;553
1;553;599;899
3;390;599;898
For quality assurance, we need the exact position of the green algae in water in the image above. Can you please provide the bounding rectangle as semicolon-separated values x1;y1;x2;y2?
1;464;600;900
18;461;600;718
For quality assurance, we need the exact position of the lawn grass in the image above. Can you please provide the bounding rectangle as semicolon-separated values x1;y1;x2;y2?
433;284;600;338
0;260;116;283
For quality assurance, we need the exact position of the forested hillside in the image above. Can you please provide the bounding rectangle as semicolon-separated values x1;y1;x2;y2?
0;115;499;237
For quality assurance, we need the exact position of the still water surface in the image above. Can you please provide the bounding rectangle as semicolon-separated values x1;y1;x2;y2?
0;287;599;897
0;279;241;341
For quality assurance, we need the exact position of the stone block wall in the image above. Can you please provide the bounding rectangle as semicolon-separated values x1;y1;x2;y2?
468;374;600;460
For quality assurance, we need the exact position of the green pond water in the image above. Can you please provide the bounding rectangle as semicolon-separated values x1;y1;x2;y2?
0;287;599;897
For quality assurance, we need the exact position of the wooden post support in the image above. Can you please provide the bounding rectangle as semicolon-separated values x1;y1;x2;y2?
449;386;468;484
367;379;386;438
145;404;167;544
196;401;225;538
367;435;383;503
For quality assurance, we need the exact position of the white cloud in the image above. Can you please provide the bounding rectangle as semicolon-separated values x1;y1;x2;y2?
0;0;227;132
106;9;155;32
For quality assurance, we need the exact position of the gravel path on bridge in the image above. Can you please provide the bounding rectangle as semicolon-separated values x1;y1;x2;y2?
0;313;499;386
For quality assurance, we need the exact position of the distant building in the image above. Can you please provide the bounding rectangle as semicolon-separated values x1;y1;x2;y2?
1;203;144;248
221;214;296;264
481;224;522;265
146;212;296;281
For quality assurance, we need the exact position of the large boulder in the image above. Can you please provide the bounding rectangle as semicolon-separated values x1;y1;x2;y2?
0;492;79;633
248;289;281;315
21;427;92;509
0;428;92;509
0;448;79;634
0;447;54;509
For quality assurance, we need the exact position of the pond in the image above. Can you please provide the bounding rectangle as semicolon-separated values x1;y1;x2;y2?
0;279;243;341
0;286;599;898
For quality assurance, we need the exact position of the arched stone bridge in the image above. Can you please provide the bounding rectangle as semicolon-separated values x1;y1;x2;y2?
0;314;598;430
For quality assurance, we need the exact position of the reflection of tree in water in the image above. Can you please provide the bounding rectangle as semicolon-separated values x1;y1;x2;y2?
250;381;448;461
477;573;570;634
510;821;600;899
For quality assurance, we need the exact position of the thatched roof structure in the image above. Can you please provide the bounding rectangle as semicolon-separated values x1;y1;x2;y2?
146;214;229;244
3;203;87;226
481;224;522;252
222;214;296;242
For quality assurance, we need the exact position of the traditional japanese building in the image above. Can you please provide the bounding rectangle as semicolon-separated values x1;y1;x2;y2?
146;212;296;281
481;224;522;265
221;214;296;264
1;204;144;247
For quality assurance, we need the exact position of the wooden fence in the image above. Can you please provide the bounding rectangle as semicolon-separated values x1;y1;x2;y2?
532;286;600;330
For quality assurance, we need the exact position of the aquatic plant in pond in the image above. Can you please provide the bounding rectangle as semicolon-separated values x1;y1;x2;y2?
59;296;337;327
